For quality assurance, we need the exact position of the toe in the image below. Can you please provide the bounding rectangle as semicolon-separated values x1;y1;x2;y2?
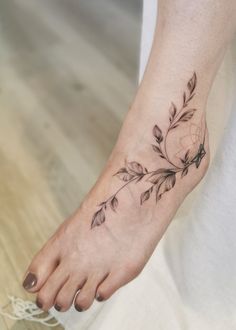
23;246;59;293
95;270;129;302
54;275;87;312
36;263;68;311
74;274;107;312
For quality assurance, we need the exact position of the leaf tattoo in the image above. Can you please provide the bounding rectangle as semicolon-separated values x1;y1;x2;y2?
115;168;134;181
110;196;118;212
91;72;206;228
91;208;105;228
140;186;153;205
178;109;196;123
169;102;177;123
153;125;163;143
127;161;144;175
183;71;197;107
187;72;197;94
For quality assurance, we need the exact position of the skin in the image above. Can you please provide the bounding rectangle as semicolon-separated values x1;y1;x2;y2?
22;0;236;313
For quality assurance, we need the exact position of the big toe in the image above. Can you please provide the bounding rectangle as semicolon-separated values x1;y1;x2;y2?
23;243;60;293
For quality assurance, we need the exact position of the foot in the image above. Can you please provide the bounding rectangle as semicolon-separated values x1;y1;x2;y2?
22;73;209;312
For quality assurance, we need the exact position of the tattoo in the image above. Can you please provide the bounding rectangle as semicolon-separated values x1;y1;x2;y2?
91;72;206;228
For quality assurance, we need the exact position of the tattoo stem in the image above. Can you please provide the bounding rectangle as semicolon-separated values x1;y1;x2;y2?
103;176;138;205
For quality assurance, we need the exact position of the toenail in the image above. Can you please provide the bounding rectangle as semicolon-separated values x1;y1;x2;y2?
36;298;43;309
96;293;104;302
75;304;83;312
54;304;62;312
23;272;37;290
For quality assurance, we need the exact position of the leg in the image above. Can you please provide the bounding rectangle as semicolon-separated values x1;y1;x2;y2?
22;0;236;312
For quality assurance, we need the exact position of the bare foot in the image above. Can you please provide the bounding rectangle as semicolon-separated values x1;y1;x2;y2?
22;73;209;312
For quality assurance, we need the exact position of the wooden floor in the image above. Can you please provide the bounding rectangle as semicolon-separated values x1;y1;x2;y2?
0;0;141;328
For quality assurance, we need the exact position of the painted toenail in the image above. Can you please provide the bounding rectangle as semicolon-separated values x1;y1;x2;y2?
96;293;104;302
75;304;83;312
23;272;37;290
54;304;62;312
36;299;43;309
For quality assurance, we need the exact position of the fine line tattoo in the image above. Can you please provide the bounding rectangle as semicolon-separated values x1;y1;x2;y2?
91;72;206;228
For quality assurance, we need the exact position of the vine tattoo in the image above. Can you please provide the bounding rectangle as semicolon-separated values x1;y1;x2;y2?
91;72;206;228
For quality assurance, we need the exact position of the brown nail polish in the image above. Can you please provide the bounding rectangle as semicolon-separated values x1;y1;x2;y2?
96;293;104;302
54;304;62;312
36;298;43;309
75;304;83;312
23;273;37;290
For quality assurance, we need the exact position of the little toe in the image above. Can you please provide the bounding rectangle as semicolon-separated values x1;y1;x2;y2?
54;275;87;312
36;263;69;311
74;274;107;312
23;247;59;293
